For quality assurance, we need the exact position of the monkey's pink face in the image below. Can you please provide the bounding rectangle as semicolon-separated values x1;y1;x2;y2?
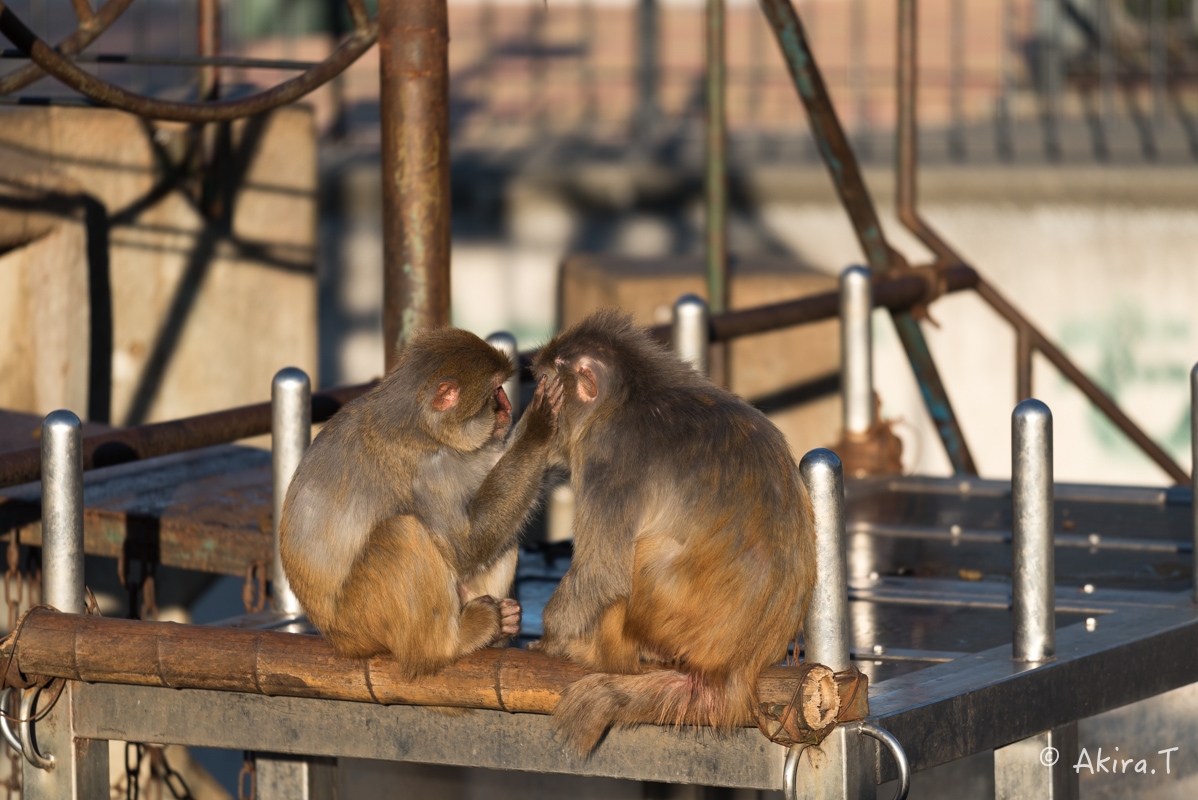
491;383;512;436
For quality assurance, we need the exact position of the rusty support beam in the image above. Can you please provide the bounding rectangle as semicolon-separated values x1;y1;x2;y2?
757;0;976;474
757;0;896;276
197;0;220;102
705;0;728;315
3;608;868;729
975;277;1189;485
0;385;372;490
378;0;452;372
896;0;962;266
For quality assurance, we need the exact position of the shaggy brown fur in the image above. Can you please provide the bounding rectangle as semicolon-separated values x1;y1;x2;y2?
280;328;559;676
531;311;815;753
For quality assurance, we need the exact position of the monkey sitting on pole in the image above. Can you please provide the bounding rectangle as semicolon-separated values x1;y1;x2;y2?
280;328;560;676
530;310;816;753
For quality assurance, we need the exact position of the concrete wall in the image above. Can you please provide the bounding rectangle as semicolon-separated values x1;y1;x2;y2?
0;106;318;426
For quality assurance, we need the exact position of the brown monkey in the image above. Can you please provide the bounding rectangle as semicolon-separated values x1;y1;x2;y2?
530;310;815;753
280;327;560;676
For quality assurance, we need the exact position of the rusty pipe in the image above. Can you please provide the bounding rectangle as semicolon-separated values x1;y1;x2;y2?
0;384;373;490
378;0;452;371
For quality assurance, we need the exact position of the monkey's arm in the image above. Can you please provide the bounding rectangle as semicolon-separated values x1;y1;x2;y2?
449;379;561;573
536;477;638;647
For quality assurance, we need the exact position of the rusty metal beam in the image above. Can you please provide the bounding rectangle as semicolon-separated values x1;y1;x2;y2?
0;385;371;490
757;0;977;475
378;0;452;372
896;0;963;266
975;278;1189;485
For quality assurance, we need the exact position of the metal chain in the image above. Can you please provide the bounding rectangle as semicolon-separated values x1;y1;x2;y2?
124;744;196;800
238;752;256;800
125;742;144;800
155;748;196;800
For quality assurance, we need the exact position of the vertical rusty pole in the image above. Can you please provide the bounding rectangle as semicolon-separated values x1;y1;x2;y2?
706;0;729;386
379;0;453;372
197;0;220;102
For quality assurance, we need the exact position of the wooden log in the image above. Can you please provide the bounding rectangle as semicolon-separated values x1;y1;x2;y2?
4;609;867;729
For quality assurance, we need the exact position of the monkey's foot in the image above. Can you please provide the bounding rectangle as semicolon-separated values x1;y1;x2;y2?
499;598;521;637
525;638;544;652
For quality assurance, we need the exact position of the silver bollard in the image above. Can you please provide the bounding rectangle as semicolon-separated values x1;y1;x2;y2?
42;410;84;614
671;295;709;375
800;448;850;672
840;265;874;435
1192;363;1198;605
486;332;521;420
272;368;311;616
1012;398;1054;662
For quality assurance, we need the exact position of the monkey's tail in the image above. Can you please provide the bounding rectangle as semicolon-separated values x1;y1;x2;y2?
552;669;755;755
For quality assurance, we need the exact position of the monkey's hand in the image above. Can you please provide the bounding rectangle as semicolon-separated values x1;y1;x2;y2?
516;374;563;443
498;597;521;637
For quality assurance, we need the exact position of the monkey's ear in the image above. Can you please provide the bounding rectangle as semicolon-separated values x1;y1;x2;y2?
575;356;604;402
431;380;460;411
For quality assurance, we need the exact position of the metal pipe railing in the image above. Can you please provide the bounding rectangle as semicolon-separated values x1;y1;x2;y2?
271;368;311;616
1012;399;1055;663
840;266;874;436
41;410;85;615
800;448;850;673
671;295;710;375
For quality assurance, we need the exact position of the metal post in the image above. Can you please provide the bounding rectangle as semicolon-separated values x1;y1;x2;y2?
42;411;84;615
1150;0;1165;126
1191;363;1198;604
1012;398;1054;663
1039;0;1061;160
24;410;109;799
705;0;728;319
1098;0;1114;138
379;0;452;371
800;449;850;673
257;754;337;800
633;0;660;136
840;266;873;436
672;296;710;375
994;722;1079;800
486;333;521;419
272;368;311;616
996;0;1014;159
948;0;964;160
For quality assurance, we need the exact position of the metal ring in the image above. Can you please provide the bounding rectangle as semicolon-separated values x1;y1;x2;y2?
781;744;806;800
18;686;54;771
0;688;22;754
860;722;910;800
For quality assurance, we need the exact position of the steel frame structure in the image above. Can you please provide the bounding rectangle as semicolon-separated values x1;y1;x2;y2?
0;1;1196;799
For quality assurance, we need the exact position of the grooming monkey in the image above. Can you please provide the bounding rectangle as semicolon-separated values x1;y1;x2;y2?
531;311;816;753
280;328;560;676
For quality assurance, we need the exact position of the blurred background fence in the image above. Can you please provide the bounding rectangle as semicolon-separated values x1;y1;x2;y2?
6;0;1198;163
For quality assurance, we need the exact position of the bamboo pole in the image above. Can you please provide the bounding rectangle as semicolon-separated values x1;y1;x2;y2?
3;609;865;731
